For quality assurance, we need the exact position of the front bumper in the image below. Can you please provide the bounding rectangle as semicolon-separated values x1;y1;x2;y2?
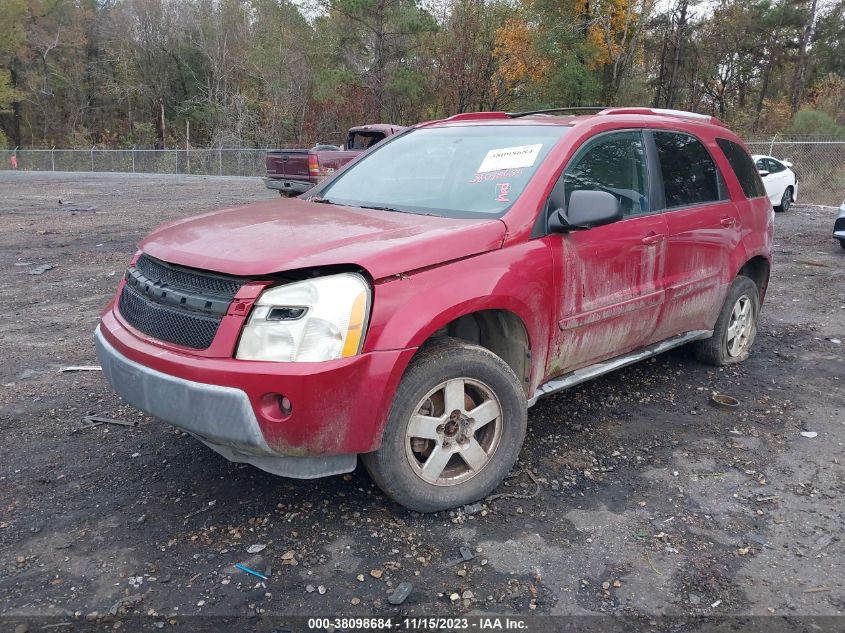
262;177;312;194
96;326;354;477
95;310;415;478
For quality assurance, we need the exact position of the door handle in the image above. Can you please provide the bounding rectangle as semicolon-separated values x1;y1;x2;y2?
641;233;665;246
720;217;736;227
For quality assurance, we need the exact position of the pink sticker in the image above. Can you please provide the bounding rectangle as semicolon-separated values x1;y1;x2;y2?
469;168;524;184
496;183;511;202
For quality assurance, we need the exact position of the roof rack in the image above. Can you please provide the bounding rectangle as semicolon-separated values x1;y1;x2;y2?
506;107;607;118
445;112;510;122
598;107;725;126
440;106;725;126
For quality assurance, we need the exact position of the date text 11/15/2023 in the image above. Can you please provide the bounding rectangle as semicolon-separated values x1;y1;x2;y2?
306;616;530;630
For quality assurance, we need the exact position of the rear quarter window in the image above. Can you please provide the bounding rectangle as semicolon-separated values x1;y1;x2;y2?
716;139;766;199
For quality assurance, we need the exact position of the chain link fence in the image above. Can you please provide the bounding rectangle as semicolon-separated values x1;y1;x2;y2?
0;148;267;178
745;138;845;207
1;138;844;206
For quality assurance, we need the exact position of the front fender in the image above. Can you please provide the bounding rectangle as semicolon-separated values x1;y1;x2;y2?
363;240;555;393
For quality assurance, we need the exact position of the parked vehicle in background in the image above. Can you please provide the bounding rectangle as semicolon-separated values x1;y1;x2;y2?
834;199;845;249
264;124;405;196
753;154;797;212
97;107;773;512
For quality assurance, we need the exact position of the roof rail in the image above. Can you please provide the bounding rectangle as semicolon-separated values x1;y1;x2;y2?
506;106;607;118
445;112;510;121
599;107;725;126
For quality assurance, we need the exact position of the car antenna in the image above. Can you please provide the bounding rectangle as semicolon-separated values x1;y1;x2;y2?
506;106;607;118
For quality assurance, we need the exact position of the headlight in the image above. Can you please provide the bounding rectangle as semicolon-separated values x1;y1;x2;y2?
236;273;370;362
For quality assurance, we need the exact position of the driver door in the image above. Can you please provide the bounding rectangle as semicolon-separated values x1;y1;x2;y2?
544;130;668;377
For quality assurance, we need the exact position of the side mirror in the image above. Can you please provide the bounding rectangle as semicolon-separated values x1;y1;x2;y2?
758;170;770;177
549;190;623;232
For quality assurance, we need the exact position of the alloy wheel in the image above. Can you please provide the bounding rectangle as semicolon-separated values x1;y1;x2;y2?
726;295;754;357
404;378;503;486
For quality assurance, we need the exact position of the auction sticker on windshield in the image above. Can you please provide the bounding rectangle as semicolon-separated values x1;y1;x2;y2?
477;144;543;173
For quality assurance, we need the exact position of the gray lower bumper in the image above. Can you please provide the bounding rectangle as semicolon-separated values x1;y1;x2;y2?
262;177;312;194
94;327;356;478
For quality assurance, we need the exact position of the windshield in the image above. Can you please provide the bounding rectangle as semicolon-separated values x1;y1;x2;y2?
312;124;569;218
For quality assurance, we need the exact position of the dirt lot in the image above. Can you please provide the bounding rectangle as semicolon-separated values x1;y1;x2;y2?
1;172;843;628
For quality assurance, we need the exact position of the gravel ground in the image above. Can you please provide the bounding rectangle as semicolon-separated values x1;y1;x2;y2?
0;172;843;628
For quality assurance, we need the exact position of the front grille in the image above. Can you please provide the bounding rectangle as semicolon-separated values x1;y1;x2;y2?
135;254;242;297
118;255;246;349
119;284;221;349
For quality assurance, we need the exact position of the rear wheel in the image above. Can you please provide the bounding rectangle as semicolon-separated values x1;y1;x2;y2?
362;338;527;513
694;276;760;366
775;187;792;212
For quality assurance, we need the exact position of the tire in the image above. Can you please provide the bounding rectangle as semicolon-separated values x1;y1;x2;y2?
694;275;761;366
775;187;792;212
362;337;527;513
839;239;845;250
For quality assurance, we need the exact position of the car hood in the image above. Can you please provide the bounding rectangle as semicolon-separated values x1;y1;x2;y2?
140;197;507;279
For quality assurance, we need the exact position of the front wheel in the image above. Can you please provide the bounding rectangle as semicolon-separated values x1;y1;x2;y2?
362;338;527;513
694;275;761;366
839;239;845;250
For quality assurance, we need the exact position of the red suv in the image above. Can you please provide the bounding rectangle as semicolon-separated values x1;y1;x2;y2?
96;107;773;512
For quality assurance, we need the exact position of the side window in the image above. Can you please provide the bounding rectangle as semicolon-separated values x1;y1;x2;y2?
563;131;649;216
716;138;767;199
767;159;784;173
653;132;724;208
755;158;766;170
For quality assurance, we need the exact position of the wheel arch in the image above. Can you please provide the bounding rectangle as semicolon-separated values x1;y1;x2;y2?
418;308;533;396
736;255;771;302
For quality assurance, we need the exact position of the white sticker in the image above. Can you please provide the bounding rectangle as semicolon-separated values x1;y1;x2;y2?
476;144;543;173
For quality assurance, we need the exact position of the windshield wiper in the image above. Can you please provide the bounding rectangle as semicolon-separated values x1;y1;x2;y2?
356;204;402;212
313;199;439;216
359;205;444;217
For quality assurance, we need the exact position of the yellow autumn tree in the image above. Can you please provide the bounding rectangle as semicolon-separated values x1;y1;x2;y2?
492;14;550;102
585;0;654;102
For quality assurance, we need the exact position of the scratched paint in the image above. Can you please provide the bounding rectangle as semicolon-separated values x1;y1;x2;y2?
548;219;666;376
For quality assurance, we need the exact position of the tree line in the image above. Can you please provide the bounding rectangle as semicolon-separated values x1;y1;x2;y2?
1;0;843;150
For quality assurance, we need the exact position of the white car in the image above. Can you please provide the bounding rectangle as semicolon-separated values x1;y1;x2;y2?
834;199;845;250
752;154;797;212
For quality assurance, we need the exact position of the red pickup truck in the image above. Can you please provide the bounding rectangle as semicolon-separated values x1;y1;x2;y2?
97;108;773;512
263;124;405;196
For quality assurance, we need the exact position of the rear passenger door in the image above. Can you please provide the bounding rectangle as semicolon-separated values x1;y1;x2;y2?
647;130;738;341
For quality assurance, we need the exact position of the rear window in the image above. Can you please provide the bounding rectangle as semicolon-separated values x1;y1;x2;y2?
653;132;724;208
717;139;766;199
347;131;386;150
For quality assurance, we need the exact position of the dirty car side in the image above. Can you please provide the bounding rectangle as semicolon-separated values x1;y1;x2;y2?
96;110;773;509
